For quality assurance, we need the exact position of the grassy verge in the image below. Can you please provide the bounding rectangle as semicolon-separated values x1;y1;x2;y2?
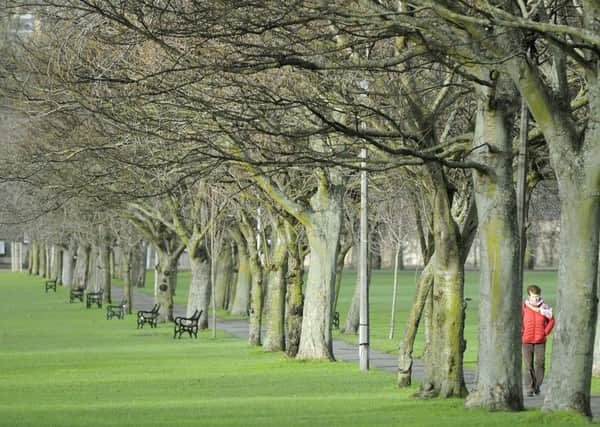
131;269;558;366
0;272;591;426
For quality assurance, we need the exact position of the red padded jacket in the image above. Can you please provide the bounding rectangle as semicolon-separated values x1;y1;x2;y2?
521;303;555;344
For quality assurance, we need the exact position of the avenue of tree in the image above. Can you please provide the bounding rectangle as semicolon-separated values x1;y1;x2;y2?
0;0;598;418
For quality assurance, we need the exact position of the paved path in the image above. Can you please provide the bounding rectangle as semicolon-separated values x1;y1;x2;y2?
113;286;600;417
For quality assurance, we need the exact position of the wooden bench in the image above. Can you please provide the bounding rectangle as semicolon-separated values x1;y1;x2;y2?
137;304;160;329
173;309;202;339
86;289;104;308
106;298;127;320
69;288;84;303
44;280;57;293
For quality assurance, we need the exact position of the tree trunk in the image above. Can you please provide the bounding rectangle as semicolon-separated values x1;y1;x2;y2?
418;165;467;398
155;248;179;322
38;242;46;278
333;239;353;313
123;248;134;314
250;160;346;360
61;243;76;289
99;227;112;303
465;84;522;411
262;221;288;352
388;242;401;340
285;221;304;358
31;241;38;276
296;202;343;360
73;244;90;290
214;242;234;310
238;219;265;346
131;242;147;288
397;261;433;387
55;248;63;284
507;54;600;416
187;250;211;329
44;245;51;278
230;229;251;315
543;185;600;415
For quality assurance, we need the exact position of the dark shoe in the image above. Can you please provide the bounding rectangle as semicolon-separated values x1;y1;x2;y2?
534;387;540;395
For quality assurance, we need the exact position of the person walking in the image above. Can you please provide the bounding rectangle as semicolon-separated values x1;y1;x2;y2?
522;284;555;397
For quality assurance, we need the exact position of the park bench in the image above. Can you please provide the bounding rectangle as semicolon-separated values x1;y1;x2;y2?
137;304;160;329
333;311;340;329
106;298;127;320
86;289;104;308
69;288;84;303
173;309;202;339
44;279;57;293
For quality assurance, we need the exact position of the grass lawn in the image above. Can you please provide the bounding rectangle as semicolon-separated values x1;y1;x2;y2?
0;272;593;426
131;269;557;367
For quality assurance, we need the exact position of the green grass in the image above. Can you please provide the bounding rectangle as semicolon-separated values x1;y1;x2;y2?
133;268;557;367
0;272;594;426
131;267;600;394
334;269;559;366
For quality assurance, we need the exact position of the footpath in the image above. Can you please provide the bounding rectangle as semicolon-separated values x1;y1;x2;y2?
112;286;600;418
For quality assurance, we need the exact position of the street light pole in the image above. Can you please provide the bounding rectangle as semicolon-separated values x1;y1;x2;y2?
359;146;369;371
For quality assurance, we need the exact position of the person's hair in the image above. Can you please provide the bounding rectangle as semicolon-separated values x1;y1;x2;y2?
527;284;541;295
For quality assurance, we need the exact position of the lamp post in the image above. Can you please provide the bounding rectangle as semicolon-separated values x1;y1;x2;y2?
358;79;370;371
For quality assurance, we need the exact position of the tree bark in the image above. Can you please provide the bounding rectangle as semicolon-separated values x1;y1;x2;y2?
333;239;353;313
397;192;477;388
187;247;211;329
73;244;90;290
397;261;433;387
262;219;288;352
297;201;343;360
230;228;251;315
240;219;264;346
465;81;523;411
61;243;76;289
418;165;467;398
506;49;600;417
38;242;46;278
214;242;235;310
54;247;64;284
155;246;181;322
131;242;147;288
543;184;600;415
99;230;112;303
284;220;304;358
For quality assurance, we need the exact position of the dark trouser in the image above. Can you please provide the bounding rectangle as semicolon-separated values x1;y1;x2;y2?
523;342;546;393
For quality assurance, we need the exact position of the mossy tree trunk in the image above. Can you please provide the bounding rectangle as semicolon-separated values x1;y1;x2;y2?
262;217;288;352
418;164;467;398
240;217;264;346
284;219;305;358
506;49;600;416
250;162;345;360
465;78;522;411
333;237;353;313
398;190;476;388
397;261;433;387
214;241;235;310
229;227;251;316
131;241;147;288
